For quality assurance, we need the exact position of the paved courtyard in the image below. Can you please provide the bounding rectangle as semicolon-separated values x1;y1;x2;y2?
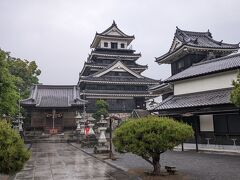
105;150;240;180
14;143;135;180
14;143;240;180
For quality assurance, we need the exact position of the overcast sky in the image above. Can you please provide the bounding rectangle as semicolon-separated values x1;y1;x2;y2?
1;0;240;85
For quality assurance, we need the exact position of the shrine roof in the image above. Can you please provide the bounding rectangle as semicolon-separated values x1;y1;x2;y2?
21;85;87;108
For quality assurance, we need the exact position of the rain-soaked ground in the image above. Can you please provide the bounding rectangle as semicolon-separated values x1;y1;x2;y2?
14;143;135;180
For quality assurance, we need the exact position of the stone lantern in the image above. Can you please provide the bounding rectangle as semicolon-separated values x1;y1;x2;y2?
75;112;82;131
17;114;24;139
97;115;108;145
75;112;84;143
87;116;95;136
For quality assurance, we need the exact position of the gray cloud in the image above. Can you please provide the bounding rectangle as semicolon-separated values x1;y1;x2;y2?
1;0;240;84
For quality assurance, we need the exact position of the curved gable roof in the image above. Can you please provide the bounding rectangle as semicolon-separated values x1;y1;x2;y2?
90;21;135;48
165;53;240;82
156;27;239;64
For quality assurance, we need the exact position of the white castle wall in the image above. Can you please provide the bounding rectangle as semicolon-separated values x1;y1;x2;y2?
174;70;238;95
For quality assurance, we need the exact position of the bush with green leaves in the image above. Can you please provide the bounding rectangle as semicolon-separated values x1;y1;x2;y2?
0;120;30;174
113;115;194;175
92;99;109;120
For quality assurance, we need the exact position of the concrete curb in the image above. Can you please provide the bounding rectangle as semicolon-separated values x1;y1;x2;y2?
174;147;240;155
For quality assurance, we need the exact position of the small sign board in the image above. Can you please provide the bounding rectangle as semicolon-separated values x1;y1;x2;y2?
49;128;58;134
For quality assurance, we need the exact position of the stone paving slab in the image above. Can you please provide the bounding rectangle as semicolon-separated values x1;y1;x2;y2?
14;143;137;180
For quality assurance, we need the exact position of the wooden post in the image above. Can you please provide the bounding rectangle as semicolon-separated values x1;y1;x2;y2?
195;117;199;152
109;117;113;159
52;109;55;129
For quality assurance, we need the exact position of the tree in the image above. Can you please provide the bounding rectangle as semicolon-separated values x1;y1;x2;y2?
92;100;109;120
7;56;41;99
0;48;41;117
230;72;240;107
0;50;19;116
0;120;30;174
113;116;194;175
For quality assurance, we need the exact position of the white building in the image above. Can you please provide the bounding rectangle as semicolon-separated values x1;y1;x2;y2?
150;28;240;145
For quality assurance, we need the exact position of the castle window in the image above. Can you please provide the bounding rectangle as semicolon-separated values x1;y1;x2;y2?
121;43;125;48
111;42;118;49
177;60;184;69
104;42;108;47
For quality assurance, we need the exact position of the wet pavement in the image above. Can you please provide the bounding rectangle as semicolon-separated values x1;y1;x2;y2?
14;143;135;180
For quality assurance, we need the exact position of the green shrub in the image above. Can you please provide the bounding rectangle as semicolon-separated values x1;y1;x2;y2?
0;120;30;174
92;99;109;120
113;115;194;175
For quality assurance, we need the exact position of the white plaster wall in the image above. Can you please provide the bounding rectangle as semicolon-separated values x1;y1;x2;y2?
108;31;121;36
99;39;127;49
174;70;238;95
199;115;214;132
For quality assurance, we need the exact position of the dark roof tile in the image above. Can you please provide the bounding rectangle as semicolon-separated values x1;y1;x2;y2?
153;88;232;110
165;53;240;82
156;28;239;63
21;85;86;108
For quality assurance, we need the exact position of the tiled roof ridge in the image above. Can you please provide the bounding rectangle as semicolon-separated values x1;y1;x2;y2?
153;87;233;111
85;61;147;68
176;27;239;47
90;50;141;56
176;27;211;37
192;53;240;67
204;34;239;47
97;20;134;38
36;84;77;88
95;34;135;39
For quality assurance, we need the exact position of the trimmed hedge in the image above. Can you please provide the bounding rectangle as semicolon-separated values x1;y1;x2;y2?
0;120;30;174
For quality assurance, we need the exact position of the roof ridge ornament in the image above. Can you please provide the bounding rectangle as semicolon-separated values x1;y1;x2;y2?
219;40;223;46
207;29;212;38
112;20;117;26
